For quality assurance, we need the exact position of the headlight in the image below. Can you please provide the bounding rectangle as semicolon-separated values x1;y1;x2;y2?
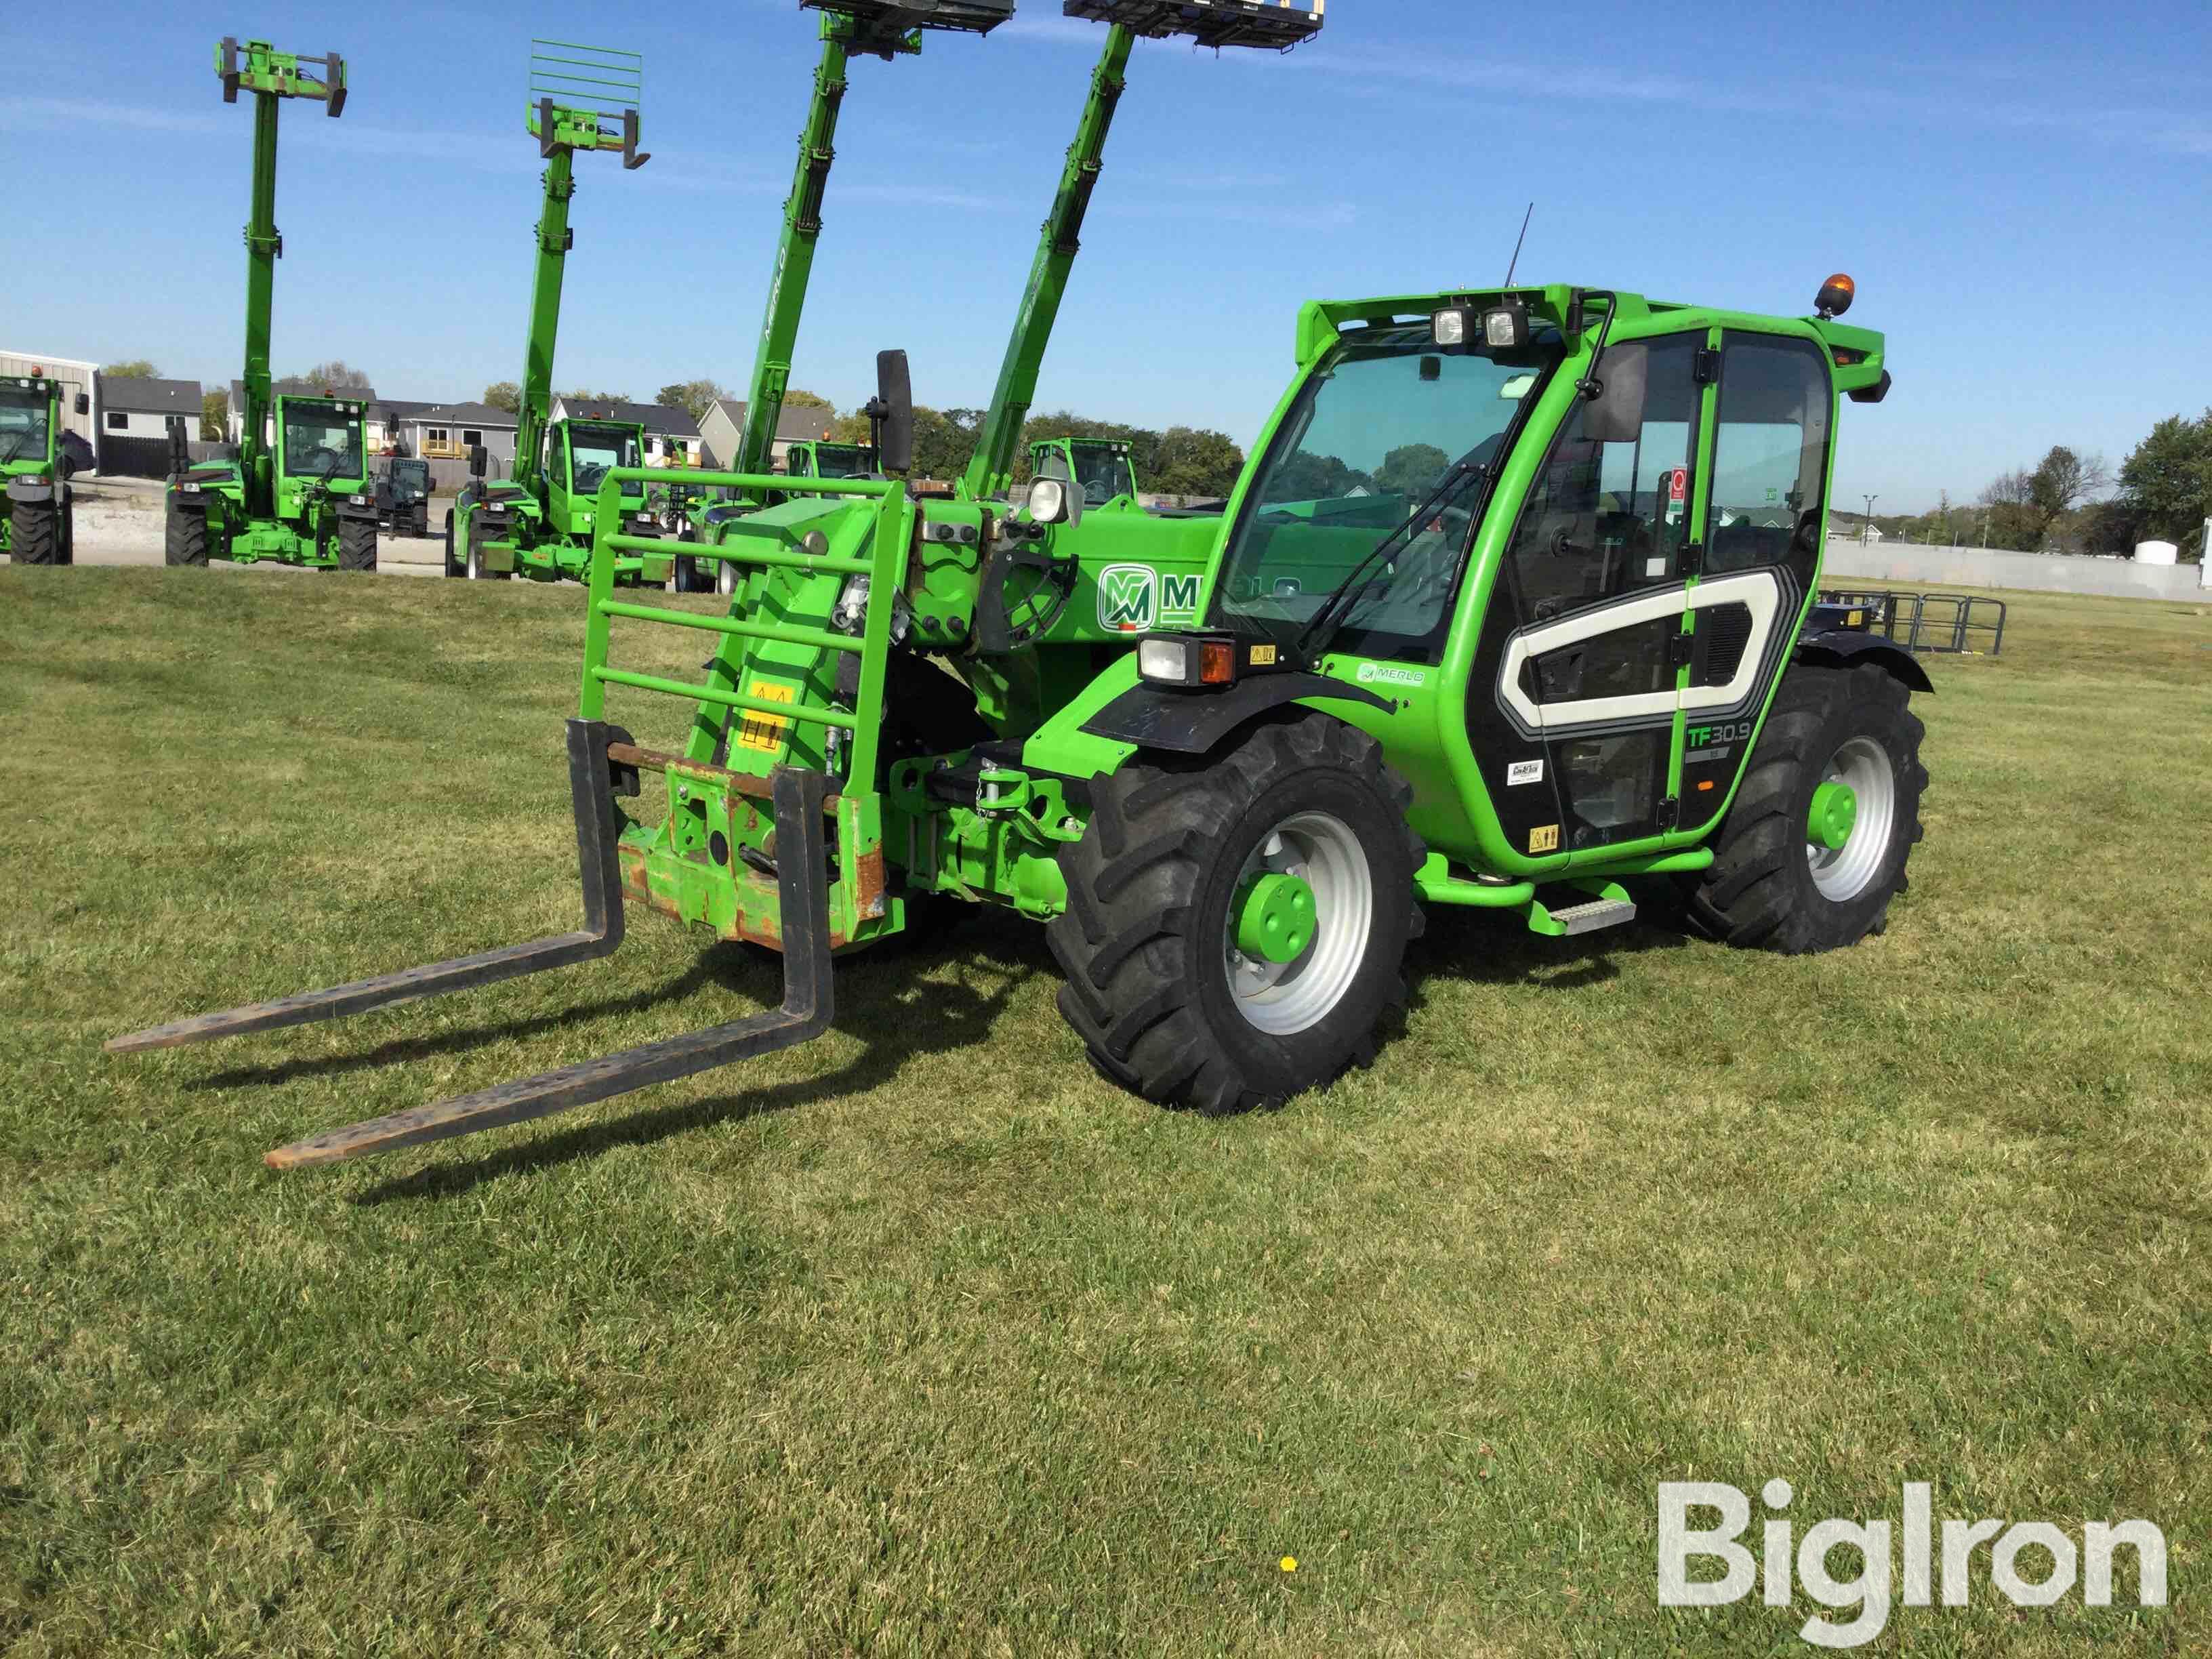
1025;476;1069;525
1137;632;1237;690
1483;302;1532;350
1432;307;1469;348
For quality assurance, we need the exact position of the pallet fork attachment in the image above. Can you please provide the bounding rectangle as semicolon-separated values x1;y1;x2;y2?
107;720;836;1170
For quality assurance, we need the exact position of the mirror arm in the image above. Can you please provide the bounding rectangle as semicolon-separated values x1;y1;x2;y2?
1574;289;1620;401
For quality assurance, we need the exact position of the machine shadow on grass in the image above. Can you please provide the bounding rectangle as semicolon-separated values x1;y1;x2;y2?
347;907;1054;1204
315;893;1683;1201
1405;883;1693;1002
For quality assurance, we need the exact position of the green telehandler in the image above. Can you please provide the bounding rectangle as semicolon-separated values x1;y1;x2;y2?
1;369;88;566
444;43;664;586
113;11;1926;1179
165;39;380;573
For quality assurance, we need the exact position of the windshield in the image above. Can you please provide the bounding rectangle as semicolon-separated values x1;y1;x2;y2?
1213;325;1561;657
569;424;642;493
282;405;363;480
0;388;53;465
394;460;429;484
808;443;874;479
1071;444;1134;505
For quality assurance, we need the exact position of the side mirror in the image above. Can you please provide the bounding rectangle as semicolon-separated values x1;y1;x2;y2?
75;392;90;416
166;425;190;478
468;443;488;479
1581;340;1648;446
873;350;914;476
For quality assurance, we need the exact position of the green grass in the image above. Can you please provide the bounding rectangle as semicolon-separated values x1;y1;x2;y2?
1;569;2207;1656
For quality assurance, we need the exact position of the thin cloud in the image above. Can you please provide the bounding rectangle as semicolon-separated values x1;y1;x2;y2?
0;98;220;135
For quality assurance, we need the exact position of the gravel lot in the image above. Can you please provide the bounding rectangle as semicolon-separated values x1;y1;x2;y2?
5;476;456;577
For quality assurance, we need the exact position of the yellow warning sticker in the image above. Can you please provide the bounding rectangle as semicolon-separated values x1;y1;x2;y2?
1250;643;1279;666
1529;824;1561;855
737;681;798;754
1847;609;1866;628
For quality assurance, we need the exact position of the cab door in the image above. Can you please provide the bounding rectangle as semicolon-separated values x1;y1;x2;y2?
1675;331;1835;834
1471;331;1714;859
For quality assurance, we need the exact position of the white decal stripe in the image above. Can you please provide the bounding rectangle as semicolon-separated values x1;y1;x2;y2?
1682;571;1785;714
1498;585;1687;732
1496;569;1788;733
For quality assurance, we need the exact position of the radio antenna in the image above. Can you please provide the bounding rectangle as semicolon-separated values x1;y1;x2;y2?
1502;202;1534;287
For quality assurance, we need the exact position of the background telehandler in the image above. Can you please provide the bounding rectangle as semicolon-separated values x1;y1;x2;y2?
164;39;380;572
1;369;89;565
443;43;665;586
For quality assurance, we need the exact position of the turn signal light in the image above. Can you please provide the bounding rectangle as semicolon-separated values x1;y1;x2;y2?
1138;632;1240;691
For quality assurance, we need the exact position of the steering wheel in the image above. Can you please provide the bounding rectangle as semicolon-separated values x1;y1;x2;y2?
1389;504;1475;616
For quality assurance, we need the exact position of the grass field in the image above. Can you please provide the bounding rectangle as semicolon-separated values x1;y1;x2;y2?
2;568;2207;1656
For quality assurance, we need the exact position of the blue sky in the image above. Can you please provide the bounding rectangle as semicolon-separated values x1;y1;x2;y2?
5;0;2207;512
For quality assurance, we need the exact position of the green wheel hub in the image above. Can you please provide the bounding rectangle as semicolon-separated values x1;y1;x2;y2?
1809;780;1859;852
1234;872;1318;965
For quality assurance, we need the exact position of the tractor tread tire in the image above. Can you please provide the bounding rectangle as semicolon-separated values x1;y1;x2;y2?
164;503;209;567
11;499;60;566
1681;662;1926;954
338;516;378;573
1048;712;1425;1117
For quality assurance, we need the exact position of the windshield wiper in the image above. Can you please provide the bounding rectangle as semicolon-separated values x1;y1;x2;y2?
1294;461;1488;662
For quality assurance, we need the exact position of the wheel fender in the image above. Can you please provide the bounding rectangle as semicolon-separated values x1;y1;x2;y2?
1080;672;1393;758
7;476;56;506
1794;631;1933;694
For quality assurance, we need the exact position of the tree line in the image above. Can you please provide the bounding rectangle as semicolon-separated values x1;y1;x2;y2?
116;355;1248;497
1864;419;2211;560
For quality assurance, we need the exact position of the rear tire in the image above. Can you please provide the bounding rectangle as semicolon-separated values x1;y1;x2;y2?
412;504;429;538
165;502;209;567
11;498;59;565
1048;713;1425;1115
338;516;378;572
443;510;459;577
1682;662;1926;953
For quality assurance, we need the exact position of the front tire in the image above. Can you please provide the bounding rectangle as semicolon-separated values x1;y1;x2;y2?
11;498;60;565
1049;713;1425;1115
338;516;378;572
1683;662;1927;952
442;510;459;577
464;516;509;581
164;502;209;567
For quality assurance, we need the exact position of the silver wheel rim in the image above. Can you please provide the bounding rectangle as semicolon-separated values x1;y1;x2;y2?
1223;810;1372;1036
466;534;483;580
717;558;737;596
1807;735;1896;901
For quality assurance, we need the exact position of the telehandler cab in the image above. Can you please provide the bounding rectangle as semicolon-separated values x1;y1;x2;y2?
1;370;88;565
786;440;880;482
114;20;1925;1181
1029;435;1139;509
165;39;379;572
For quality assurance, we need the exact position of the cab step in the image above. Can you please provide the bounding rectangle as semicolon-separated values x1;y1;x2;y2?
1526;882;1639;939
